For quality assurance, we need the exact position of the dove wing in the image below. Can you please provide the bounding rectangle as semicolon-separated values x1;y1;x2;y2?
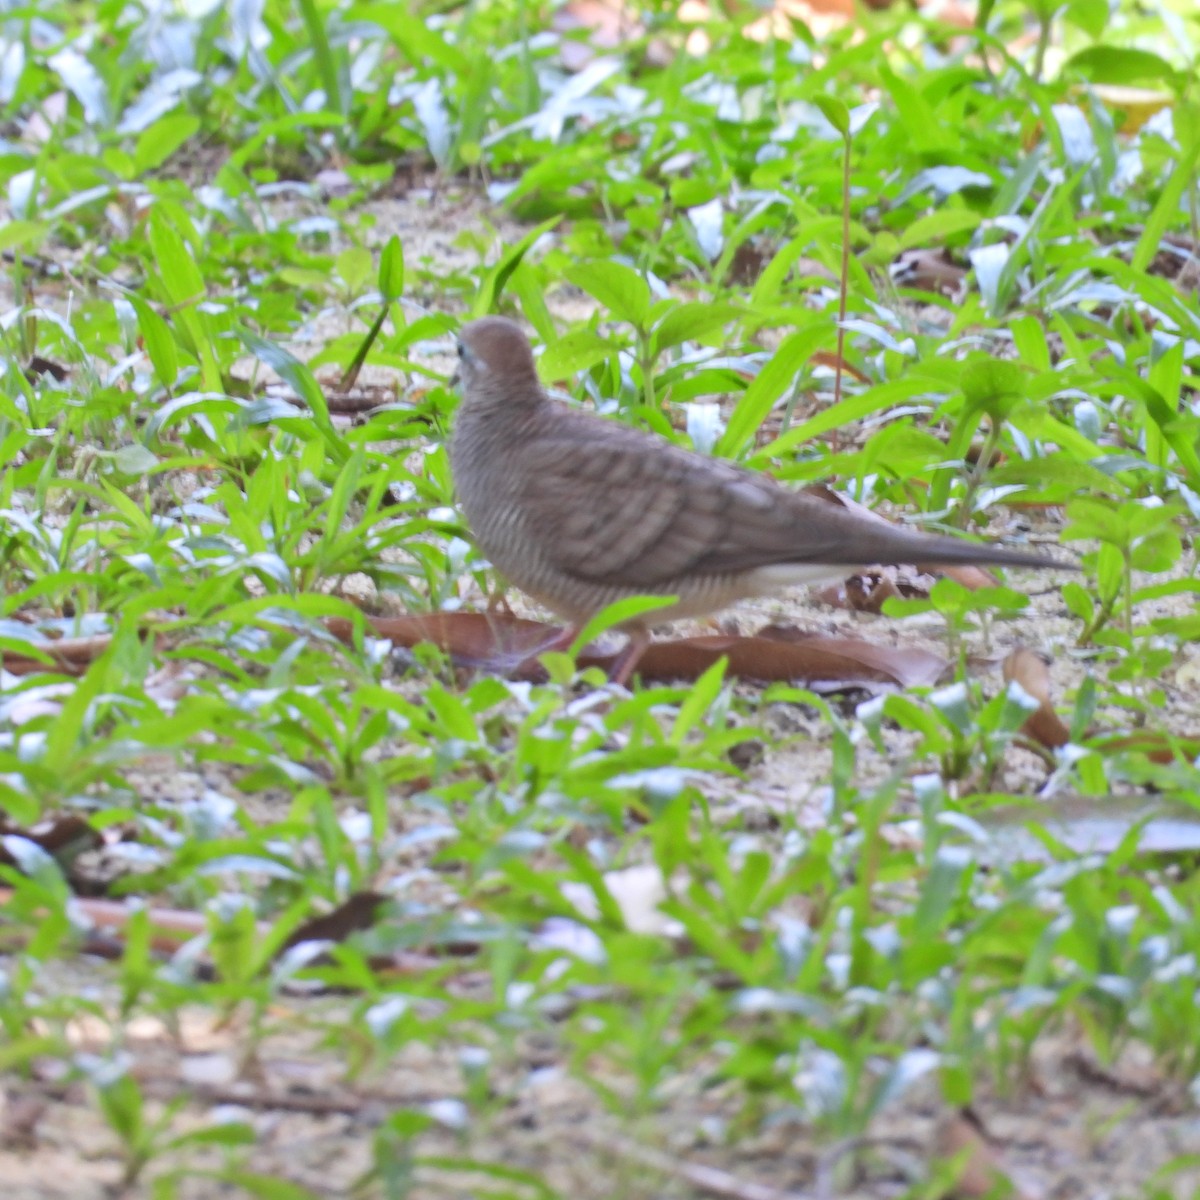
515;416;853;589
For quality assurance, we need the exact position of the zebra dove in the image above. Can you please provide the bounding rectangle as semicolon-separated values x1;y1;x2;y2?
449;316;1070;684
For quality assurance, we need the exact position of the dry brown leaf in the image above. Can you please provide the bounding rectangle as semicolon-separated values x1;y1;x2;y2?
0;888;447;983
25;355;69;383
1088;85;1173;134
0;815;101;867
280;892;390;954
1002;647;1070;749
0;811;102;868
814;572;905;614
995;651;1200;762
327;612;949;689
1;634;116;676
891;247;967;295
810;349;869;384
726;239;772;285
632;628;948;688
1092;732;1200;765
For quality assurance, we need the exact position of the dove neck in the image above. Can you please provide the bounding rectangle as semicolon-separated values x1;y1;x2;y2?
462;375;546;418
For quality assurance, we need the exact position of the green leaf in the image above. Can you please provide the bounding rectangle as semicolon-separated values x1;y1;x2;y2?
336;247;373;293
472;215;562;317
717;320;832;459
812;94;849;136
987;453;1119;502
508;260;556;345
355;5;467;71
1095;541;1123;604
897;209;981;252
538;329;614;382
563;260;651;328
148;207;220;391
149;206;206;307
1062;580;1094;624
1064;0;1108;37
961;357;1026;422
569;595;678;660
130;297;179;389
880;68;947;154
670;657;727;745
1066;46;1179;88
652;302;741;355
378;235;404;301
0;220;47;254
752;368;927;464
220;1173;323;1200
237;330;349;465
164;1123;257;1151
112;443;160;476
1010;314;1051;371
297;0;348;114
133;113;200;174
1132;137;1200;273
424;684;478;742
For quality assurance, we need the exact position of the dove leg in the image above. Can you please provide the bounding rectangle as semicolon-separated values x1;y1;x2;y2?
608;629;652;688
515;624;650;686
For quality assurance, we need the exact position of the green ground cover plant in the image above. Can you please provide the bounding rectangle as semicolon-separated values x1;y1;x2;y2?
1;0;1200;1195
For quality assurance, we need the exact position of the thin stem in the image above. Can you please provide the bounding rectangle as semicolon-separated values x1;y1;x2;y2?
1123;548;1134;641
1033;14;1051;84
959;420;1002;528
832;131;851;451
640;329;657;411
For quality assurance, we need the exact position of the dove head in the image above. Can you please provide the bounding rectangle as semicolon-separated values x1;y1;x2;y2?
455;317;542;408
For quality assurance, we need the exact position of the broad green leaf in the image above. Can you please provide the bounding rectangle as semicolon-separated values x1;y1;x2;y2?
569;595;678;660
298;0;348;114
756;379;933;463
509;260;556;345
378;235;404;301
961;357;1026;421
670;657;727;745
717;320;832;459
652;302;741;355
0;220;47;254
111;443;159;476
472;215;562;317
538;329;613;381
563;260;651;328
336;246;373;293
1065;0;1108;37
1067;46;1179;87
812;94;849;136
881;68;947;152
352;4;467;71
897;210;980;252
148;206;205;305
133;113;200;174
148;207;220;391
1009;314;1051;371
130;296;179;389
